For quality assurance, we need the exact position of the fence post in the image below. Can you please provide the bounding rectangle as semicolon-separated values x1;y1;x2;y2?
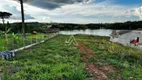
36;37;37;43
12;38;15;50
12;51;15;57
23;38;25;48
31;38;32;44
2;55;5;60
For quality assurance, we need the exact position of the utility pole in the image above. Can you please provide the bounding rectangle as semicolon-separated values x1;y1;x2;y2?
20;0;25;38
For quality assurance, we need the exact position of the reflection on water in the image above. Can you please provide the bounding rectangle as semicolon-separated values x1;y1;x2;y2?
59;29;112;36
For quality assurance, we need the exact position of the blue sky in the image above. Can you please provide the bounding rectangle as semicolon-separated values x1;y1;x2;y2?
0;0;142;23
94;0;142;5
113;0;142;6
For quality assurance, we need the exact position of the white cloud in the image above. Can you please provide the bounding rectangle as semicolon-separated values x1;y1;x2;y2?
0;0;141;23
56;1;135;17
135;6;142;19
0;0;34;23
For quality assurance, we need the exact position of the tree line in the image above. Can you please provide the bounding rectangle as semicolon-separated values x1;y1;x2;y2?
51;21;142;30
0;22;46;33
0;21;142;33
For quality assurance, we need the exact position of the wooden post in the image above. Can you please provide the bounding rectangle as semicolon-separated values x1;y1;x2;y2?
36;38;37;43
20;0;25;38
31;38;32;44
12;38;15;50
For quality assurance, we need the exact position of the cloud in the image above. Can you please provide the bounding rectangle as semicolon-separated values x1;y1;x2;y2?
27;0;61;10
135;6;142;19
0;0;140;23
52;1;135;18
3;5;34;20
0;0;34;20
23;0;94;4
13;0;95;10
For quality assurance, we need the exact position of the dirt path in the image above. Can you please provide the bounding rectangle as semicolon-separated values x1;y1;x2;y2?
76;43;94;62
76;43;120;80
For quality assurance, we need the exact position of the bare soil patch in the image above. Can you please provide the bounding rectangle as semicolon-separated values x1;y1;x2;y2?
76;43;120;80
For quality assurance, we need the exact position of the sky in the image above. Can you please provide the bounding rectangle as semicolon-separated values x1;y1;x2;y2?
0;0;142;23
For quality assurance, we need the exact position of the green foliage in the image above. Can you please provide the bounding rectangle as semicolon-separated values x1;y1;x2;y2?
0;35;86;80
12;33;19;40
12;33;20;44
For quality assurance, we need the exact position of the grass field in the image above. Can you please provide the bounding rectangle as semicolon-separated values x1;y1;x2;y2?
0;35;142;80
75;35;142;80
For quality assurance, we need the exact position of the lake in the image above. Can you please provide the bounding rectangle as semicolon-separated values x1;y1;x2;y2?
59;29;112;37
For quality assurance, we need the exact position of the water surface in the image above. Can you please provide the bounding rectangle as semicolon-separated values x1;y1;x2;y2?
59;29;112;36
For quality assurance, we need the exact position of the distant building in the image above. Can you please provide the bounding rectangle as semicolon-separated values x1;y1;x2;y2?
47;25;52;28
47;28;59;33
111;30;119;38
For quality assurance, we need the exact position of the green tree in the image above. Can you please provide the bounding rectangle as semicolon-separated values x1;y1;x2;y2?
0;11;12;31
0;11;12;24
0;11;12;50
